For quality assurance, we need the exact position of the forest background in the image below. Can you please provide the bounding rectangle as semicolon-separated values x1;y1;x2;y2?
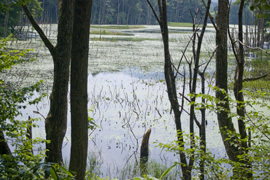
0;0;259;36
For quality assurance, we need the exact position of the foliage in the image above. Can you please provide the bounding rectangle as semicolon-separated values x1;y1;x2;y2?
229;3;255;25
132;162;177;180
250;0;270;14
0;36;34;71
145;87;270;179
0;37;73;179
88;109;99;130
243;50;270;91
0;0;43;37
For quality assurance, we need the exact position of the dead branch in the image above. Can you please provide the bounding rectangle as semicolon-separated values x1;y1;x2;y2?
145;0;161;26
243;73;268;82
237;40;270;56
22;5;54;55
199;46;218;74
33;111;46;120
201;0;217;31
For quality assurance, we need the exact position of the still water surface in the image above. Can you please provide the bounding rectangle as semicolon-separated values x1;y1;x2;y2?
7;25;227;178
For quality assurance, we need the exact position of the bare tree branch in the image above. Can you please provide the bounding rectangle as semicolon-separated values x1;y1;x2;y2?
145;0;161;25
237;40;270;56
22;5;55;55
201;0;217;31
180;67;186;116
243;74;268;82
175;30;198;79
228;27;240;65
199;46;217;74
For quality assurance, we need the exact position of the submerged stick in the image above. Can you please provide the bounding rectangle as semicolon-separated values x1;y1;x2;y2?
140;128;151;176
27;116;33;155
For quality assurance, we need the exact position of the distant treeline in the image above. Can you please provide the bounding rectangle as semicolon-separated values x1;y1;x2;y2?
0;0;255;33
91;0;205;25
40;0;206;24
40;0;255;25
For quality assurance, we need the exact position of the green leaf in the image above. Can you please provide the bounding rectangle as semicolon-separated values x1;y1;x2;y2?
50;167;58;180
159;163;177;179
60;166;74;177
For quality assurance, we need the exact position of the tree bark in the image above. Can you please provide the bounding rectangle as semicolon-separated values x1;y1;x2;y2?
158;1;190;179
0;130;11;155
216;0;239;162
23;0;74;164
256;19;261;47
234;0;248;146
232;0;252;177
69;0;92;179
260;16;265;48
45;0;74;164
3;4;10;38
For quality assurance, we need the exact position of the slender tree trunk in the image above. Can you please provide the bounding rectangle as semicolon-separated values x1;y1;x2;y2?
254;21;257;47
199;73;206;180
158;1;190;179
216;0;239;162
4;6;10;38
260;16;265;48
117;0;120;25
256;17;264;47
69;0;92;179
232;0;252;177
196;2;212;179
234;0;248;145
245;24;249;46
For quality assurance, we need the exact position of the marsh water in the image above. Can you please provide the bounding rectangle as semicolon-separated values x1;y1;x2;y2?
4;25;230;178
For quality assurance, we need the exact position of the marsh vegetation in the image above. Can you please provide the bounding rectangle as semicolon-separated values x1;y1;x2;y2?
2;23;269;179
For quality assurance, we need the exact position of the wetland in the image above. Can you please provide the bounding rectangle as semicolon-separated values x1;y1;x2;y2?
2;24;269;179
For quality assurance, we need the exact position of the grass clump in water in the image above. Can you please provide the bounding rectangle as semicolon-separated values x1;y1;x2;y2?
91;25;145;29
91;30;132;36
243;80;270;91
91;37;159;42
168;22;202;27
244;51;270;91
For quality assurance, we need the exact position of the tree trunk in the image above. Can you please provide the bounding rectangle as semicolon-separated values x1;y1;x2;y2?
117;0;120;25
256;17;264;48
45;0;74;164
234;0;248;146
3;6;10;38
216;0;239;162
232;0;252;177
260;17;265;48
45;52;71;163
158;1;190;179
0;130;11;155
69;0;92;179
23;0;74;164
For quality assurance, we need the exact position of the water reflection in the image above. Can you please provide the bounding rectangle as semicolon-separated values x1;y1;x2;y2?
19;69;225;179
